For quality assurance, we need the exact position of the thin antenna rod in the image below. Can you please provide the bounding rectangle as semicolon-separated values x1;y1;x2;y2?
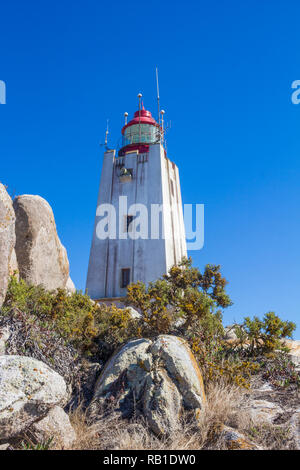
105;119;109;148
138;93;142;142
156;67;160;130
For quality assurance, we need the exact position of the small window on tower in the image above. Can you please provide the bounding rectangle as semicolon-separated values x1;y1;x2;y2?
121;268;130;288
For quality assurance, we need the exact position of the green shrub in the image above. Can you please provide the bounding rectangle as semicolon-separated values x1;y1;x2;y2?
125;258;296;388
125;257;231;337
2;276;139;363
2;258;296;391
125;258;259;387
260;352;300;388
233;312;296;355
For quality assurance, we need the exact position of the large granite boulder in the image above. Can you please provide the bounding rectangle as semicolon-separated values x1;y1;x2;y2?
0;184;16;308
0;355;68;440
13;195;69;290
90;335;206;435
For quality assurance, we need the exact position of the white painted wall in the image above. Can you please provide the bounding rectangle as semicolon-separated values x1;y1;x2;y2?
86;143;187;300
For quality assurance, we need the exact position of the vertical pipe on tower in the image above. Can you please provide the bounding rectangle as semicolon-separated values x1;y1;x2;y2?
160;110;165;144
138;93;142;143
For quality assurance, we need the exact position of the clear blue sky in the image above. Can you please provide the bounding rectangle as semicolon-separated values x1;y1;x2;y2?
1;1;300;337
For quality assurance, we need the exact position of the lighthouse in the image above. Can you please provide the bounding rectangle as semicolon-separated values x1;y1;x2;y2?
86;95;187;301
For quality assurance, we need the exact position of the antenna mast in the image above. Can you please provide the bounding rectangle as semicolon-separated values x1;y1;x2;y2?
138;93;142;143
156;67;160;136
105;119;109;150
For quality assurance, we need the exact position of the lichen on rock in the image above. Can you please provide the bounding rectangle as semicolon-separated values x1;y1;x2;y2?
89;335;206;436
13;194;69;291
0;355;68;440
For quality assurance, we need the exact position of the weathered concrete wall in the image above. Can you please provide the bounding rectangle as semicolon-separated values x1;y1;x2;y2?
86;143;187;300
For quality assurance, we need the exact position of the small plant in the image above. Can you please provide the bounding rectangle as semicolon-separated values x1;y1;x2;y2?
260;352;300;388
21;437;54;450
246;422;293;450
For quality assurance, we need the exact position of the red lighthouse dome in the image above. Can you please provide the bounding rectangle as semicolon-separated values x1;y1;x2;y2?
119;105;160;156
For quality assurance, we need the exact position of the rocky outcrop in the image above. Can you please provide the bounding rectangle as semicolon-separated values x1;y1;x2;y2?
218;426;261;450
13;195;69;290
31;406;76;449
0;184;16;308
0;355;68;440
90;335;206;435
246;399;284;423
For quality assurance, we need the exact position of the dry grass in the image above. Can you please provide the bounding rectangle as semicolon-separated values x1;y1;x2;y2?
245;422;294;450
66;383;248;450
15;380;295;450
18;381;295;450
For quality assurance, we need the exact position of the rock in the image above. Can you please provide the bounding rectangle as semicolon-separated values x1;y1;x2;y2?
143;367;182;435
31;406;76;449
253;382;274;394
0;184;16;308
283;340;300;366
219;425;261;450
126;306;142;320
290;410;300;450
0;355;68;440
90;335;206;435
224;325;239;342
0;443;10;450
66;276;76;294
223;324;246;347
13;195;69;291
247;399;284;423
0;327;10;355
8;249;18;279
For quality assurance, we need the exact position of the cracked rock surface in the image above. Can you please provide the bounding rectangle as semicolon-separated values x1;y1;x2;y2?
0;184;16;308
0;355;68;440
90;335;206;435
13;195;69;291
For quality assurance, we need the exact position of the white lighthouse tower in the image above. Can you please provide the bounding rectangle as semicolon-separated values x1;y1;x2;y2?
86;95;187;301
